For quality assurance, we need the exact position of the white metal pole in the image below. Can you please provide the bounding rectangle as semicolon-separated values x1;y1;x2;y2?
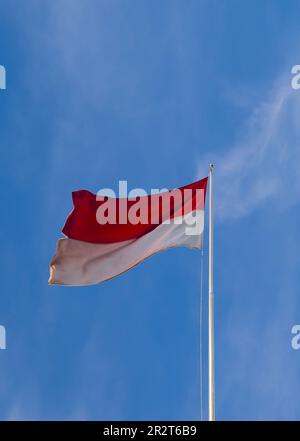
208;163;215;421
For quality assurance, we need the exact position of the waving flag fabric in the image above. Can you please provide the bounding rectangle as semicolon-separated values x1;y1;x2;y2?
49;177;208;286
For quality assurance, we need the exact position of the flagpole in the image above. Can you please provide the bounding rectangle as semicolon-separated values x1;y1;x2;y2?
208;163;215;421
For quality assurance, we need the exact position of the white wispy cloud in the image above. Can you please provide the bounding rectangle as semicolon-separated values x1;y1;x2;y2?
198;77;300;220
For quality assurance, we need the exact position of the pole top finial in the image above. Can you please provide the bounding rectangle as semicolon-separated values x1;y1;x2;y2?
209;163;214;172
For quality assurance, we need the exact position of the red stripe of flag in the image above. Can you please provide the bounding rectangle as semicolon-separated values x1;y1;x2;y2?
62;177;208;244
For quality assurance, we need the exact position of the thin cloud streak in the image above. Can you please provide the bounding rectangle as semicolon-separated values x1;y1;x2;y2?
198;78;300;220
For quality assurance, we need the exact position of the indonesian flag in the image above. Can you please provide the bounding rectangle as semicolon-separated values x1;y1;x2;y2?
49;177;208;286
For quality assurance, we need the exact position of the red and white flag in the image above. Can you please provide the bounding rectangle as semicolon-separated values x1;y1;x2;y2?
49;177;208;286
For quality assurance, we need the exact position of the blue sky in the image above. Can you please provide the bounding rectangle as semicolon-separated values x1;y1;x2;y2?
0;0;300;420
